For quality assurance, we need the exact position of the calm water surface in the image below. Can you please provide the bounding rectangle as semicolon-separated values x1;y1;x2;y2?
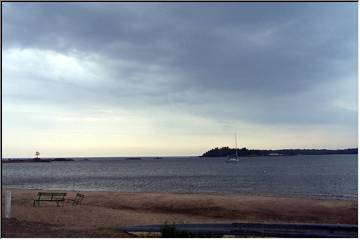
2;155;357;200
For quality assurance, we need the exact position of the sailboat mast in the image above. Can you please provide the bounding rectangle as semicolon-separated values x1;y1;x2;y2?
235;133;238;157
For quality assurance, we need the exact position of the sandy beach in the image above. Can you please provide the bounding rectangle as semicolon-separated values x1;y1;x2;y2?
1;188;357;237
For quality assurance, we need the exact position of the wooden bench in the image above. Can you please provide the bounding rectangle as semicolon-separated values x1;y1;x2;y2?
67;193;85;206
33;192;67;207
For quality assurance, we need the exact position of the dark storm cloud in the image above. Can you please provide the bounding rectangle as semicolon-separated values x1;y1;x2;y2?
3;3;357;125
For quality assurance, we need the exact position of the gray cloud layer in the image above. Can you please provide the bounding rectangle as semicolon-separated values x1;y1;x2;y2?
3;3;358;127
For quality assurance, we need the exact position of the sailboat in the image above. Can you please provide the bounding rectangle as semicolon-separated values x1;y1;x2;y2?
226;133;240;162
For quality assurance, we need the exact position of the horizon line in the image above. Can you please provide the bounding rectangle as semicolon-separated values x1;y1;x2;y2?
2;146;358;159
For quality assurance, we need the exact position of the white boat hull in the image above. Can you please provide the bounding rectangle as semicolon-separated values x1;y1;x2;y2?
226;158;240;162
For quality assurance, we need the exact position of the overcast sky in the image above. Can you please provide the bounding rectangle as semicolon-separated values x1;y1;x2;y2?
2;3;357;157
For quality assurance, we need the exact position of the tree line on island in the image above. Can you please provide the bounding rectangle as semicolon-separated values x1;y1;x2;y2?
201;147;358;157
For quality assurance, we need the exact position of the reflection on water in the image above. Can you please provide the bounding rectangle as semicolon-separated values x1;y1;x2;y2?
2;155;357;200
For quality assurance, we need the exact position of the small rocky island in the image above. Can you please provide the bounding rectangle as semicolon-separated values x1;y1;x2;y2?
201;147;358;157
2;158;75;163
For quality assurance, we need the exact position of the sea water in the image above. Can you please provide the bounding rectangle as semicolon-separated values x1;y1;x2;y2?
2;154;357;200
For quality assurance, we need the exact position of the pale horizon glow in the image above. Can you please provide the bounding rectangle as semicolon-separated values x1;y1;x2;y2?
2;3;358;157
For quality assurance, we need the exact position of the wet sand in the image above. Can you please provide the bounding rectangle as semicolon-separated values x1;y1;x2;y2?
1;188;357;237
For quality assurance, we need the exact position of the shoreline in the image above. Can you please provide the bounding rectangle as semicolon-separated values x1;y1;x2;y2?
3;186;357;201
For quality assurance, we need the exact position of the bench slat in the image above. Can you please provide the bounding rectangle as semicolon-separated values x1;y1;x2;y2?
38;192;66;196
